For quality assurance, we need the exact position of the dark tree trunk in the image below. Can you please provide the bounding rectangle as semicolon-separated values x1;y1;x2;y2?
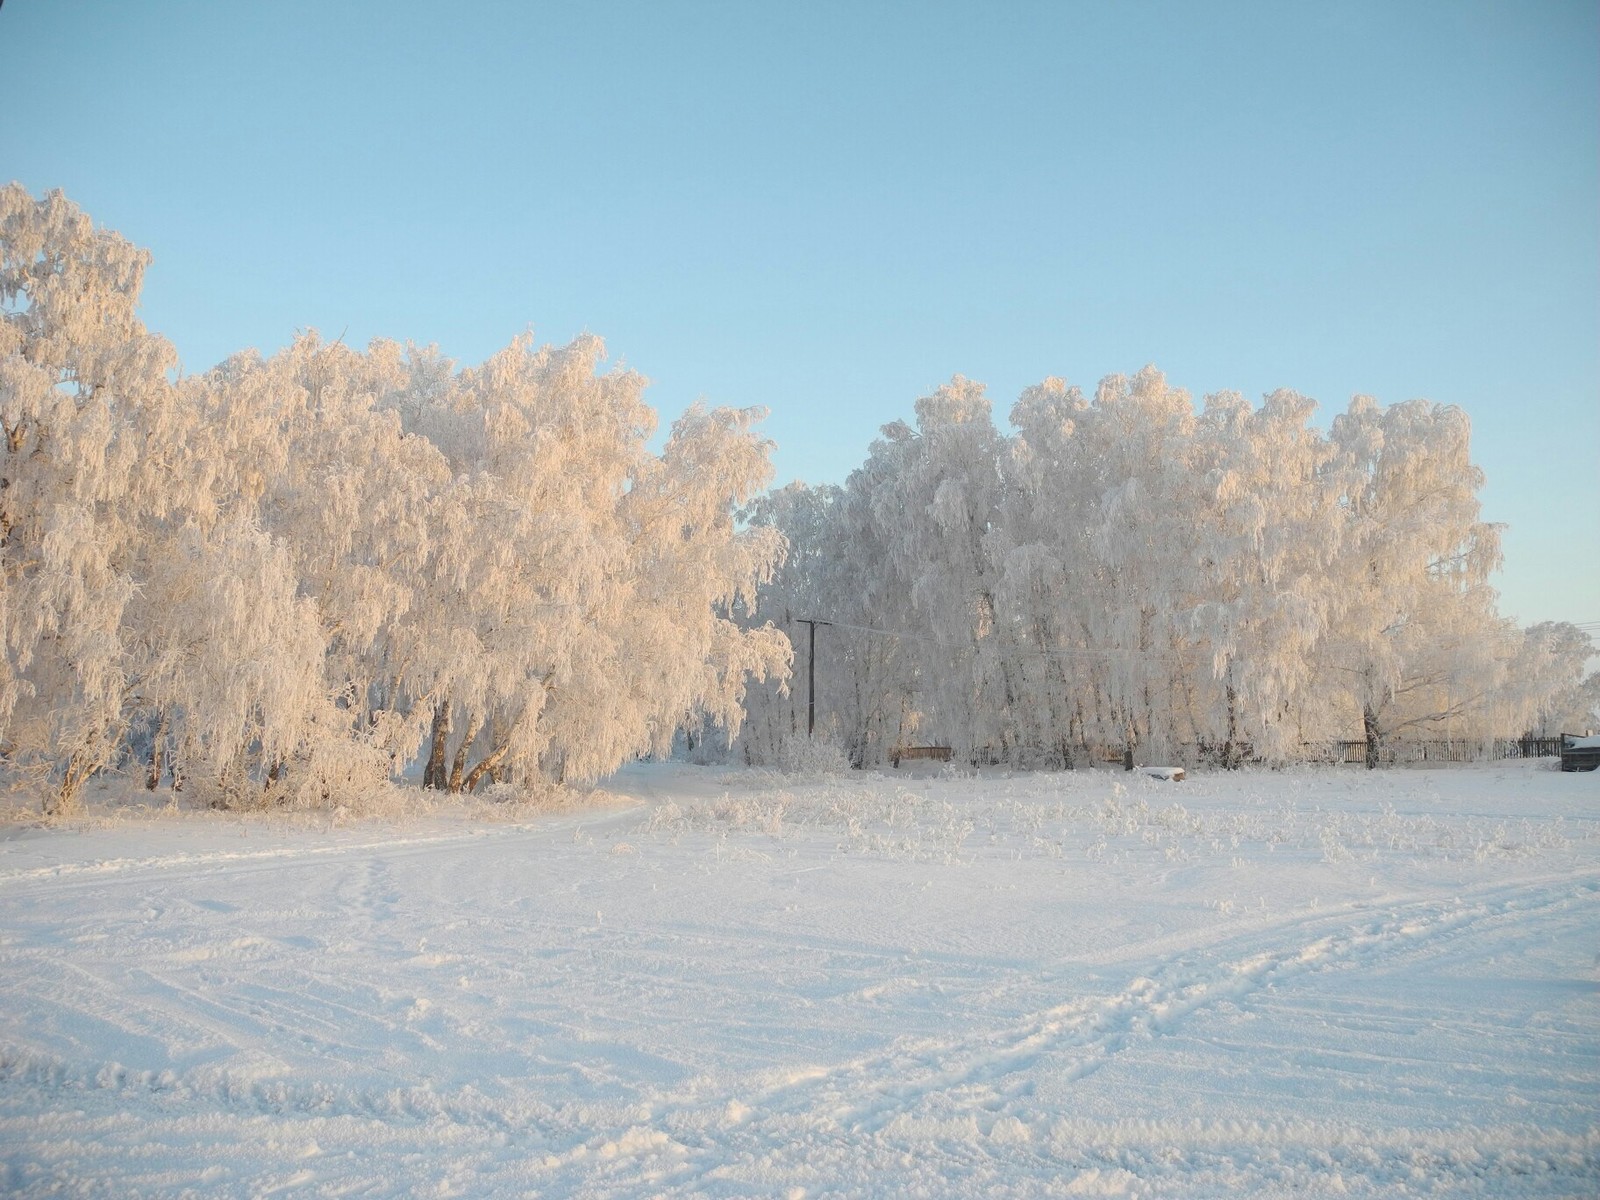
464;738;514;794
1223;677;1242;770
146;709;168;791
1363;703;1382;770
424;700;451;789
449;713;482;794
49;751;93;816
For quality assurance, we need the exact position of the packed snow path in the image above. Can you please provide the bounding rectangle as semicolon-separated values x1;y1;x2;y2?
1;763;1596;1197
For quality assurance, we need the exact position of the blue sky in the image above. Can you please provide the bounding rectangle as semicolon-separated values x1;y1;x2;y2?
3;1;1596;627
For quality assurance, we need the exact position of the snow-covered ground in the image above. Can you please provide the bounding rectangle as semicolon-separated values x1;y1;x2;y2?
1;761;1596;1198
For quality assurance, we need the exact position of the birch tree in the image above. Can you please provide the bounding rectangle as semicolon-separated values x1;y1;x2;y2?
1;185;791;809
1000;377;1100;765
1506;622;1599;736
1187;388;1342;763
881;377;1012;760
743;370;1559;771
0;185;187;811
1322;397;1505;764
392;334;788;790
1068;367;1207;759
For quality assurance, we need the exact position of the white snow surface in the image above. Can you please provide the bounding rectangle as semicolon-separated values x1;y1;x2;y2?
1;761;1597;1198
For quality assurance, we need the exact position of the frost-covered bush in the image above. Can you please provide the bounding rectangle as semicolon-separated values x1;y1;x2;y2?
734;735;853;780
770;736;853;776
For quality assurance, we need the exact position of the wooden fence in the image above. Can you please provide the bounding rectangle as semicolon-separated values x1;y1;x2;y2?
1323;735;1569;766
931;736;1577;769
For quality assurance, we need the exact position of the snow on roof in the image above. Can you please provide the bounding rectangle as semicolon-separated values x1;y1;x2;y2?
1142;765;1185;781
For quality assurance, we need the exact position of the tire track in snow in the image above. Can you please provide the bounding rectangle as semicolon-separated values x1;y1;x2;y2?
1;876;1594;1197
3;875;1591;1139
0;800;646;898
0;1041;548;1130
723;875;1600;1135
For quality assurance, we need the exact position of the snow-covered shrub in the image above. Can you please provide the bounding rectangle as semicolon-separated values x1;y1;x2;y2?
767;736;852;777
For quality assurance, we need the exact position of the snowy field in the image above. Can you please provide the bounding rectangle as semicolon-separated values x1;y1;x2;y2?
1;762;1596;1198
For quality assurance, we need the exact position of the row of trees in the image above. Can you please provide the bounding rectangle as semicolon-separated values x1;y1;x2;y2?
1;185;788;812
734;372;1596;769
5;184;1588;808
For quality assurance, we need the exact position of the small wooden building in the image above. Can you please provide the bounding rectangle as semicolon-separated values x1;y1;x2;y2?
1560;735;1600;772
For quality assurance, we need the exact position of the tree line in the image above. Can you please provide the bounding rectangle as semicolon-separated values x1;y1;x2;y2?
733;373;1596;770
1;185;787;813
5;185;1590;811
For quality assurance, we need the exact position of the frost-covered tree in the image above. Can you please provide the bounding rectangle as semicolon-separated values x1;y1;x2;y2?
1063;367;1208;761
0;184;790;811
387;334;788;790
1186;388;1342;764
0;185;187;811
876;378;1012;759
1320;398;1506;764
159;335;446;801
737;468;911;769
826;422;930;763
5;182;1576;799
733;482;835;764
741;369;1568;772
1496;621;1597;739
129;515;332;802
998;376;1098;766
619;401;790;766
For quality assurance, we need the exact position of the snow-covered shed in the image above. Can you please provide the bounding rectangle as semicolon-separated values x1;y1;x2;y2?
1560;734;1600;772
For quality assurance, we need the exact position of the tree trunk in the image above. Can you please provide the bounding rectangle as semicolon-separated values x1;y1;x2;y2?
1223;671;1242;770
49;750;95;816
464;737;514;794
424;700;451;789
448;713;483;793
1363;702;1382;770
146;709;168;790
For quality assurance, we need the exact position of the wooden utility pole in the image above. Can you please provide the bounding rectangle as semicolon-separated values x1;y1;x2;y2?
795;619;828;736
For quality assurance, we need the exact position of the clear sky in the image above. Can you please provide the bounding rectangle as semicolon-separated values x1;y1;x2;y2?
2;1;1596;627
